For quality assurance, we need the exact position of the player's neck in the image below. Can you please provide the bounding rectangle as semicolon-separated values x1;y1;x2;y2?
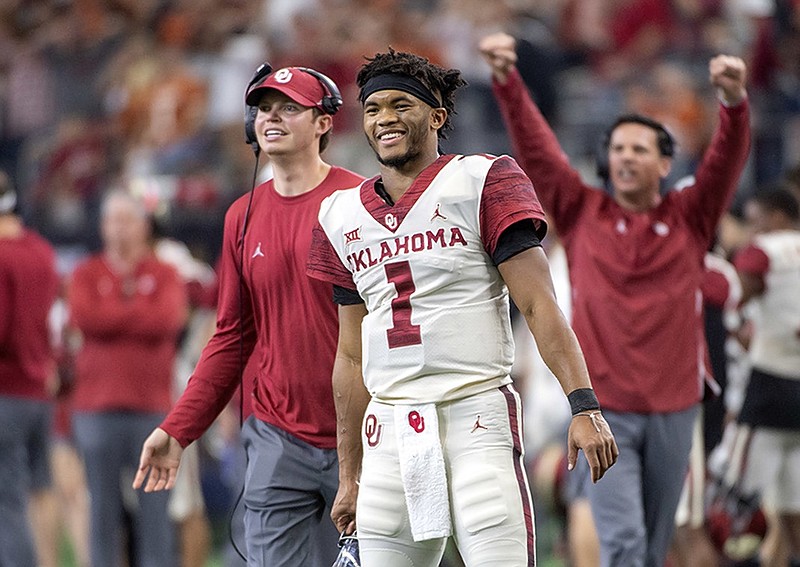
272;154;331;197
379;149;439;204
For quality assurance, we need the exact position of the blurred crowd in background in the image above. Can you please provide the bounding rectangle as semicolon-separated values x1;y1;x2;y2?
2;0;800;566
1;0;799;264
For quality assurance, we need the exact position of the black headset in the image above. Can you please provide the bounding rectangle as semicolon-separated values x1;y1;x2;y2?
244;62;273;155
596;114;675;182
244;65;343;154
297;66;344;115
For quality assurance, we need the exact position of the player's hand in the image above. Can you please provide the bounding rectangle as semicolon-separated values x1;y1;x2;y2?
478;32;518;84
132;427;184;492
567;411;618;483
709;55;747;106
331;477;359;535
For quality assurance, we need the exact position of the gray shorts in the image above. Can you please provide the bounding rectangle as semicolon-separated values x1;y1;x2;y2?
0;396;53;490
0;395;54;566
241;416;340;567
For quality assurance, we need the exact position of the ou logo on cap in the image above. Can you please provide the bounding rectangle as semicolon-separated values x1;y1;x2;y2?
274;68;293;83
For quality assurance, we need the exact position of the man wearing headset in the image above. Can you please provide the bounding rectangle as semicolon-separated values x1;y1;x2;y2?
133;66;364;566
480;33;750;567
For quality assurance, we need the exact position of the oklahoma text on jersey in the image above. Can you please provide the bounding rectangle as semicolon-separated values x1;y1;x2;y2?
345;227;468;272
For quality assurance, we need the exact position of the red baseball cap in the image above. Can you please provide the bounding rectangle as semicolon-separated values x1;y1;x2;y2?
245;67;327;111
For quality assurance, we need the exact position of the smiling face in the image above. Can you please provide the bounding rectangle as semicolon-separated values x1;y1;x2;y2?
254;90;331;156
362;89;445;172
607;122;672;210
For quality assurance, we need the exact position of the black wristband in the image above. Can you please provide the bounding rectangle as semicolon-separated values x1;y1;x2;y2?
568;388;600;415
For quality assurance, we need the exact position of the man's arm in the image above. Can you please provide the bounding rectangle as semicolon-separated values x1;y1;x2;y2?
480;32;589;237
330;302;370;534
737;271;765;306
133;207;256;494
0;268;11;350
733;243;768;305
158;209;258;447
676;55;750;242
498;247;618;482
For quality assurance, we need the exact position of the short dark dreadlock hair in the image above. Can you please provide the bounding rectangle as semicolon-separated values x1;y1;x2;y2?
357;49;466;139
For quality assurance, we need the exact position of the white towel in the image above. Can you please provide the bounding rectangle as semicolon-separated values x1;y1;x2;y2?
393;403;452;542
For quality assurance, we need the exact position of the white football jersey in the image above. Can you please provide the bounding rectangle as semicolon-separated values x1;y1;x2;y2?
313;154;544;403
748;230;800;379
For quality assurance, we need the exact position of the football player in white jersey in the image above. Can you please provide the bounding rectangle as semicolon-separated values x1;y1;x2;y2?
733;187;800;565
307;50;617;567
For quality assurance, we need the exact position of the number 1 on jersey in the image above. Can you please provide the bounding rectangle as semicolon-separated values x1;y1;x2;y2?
384;261;422;348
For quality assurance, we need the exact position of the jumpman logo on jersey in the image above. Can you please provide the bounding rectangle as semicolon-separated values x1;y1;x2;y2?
430;203;447;222
252;242;265;258
471;415;488;433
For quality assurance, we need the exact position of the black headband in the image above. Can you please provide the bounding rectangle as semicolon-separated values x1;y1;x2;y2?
359;74;442;109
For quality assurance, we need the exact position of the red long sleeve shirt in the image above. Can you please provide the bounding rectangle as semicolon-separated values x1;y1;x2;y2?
493;69;750;413
161;167;365;449
68;253;187;413
0;228;59;400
